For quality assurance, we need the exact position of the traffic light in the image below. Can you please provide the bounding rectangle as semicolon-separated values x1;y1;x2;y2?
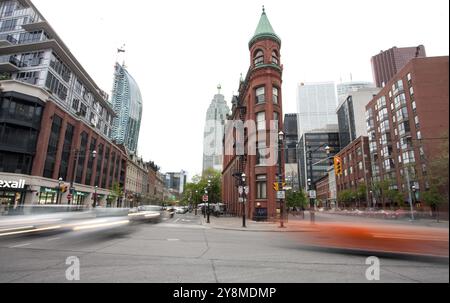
61;185;68;193
273;183;279;191
334;156;343;176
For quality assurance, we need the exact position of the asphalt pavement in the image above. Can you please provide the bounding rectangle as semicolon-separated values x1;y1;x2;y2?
0;212;448;283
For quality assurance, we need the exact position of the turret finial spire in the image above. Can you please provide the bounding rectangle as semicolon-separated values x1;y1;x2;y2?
262;5;265;14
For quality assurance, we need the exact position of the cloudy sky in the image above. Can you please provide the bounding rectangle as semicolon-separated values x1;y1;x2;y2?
33;0;449;179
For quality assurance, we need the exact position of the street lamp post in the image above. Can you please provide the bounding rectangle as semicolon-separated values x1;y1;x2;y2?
56;177;63;205
278;131;285;228
207;179;212;224
92;186;98;208
242;173;247;228
195;190;199;216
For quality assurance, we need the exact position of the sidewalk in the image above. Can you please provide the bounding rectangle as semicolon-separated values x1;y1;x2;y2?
200;215;318;232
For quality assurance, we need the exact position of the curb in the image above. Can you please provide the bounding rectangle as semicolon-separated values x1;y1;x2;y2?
200;219;318;233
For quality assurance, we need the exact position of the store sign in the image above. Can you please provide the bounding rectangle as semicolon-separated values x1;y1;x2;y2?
0;179;26;189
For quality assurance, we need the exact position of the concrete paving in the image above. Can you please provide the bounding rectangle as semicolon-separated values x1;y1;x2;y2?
0;212;448;283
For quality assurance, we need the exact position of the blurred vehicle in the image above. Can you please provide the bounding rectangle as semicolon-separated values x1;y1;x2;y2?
175;206;189;214
212;203;226;217
167;207;176;218
0;205;131;238
128;205;166;223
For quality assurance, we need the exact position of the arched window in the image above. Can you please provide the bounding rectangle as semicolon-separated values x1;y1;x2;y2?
254;50;264;66
272;51;279;65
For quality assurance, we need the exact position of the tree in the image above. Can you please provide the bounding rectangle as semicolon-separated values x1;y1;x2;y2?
338;190;356;209
109;182;123;207
422;185;445;222
356;184;367;208
286;189;308;209
181;169;222;207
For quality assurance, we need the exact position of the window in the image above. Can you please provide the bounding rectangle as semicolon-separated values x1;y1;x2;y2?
16;71;40;85
417;131;422;140
254;50;264;66
398;121;410;136
358;162;363;170
45;72;68;101
414;116;420;127
271;51;279;65
256;87;265;104
49;52;71;82
256;175;267;199
273;87;279;104
273;112;279;131
409;86;414;97
72;98;80;111
256;112;266;131
402;151;415;164
43;115;62;178
79;103;87;118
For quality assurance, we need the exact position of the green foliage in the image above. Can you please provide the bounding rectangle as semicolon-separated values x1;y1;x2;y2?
338;190;356;207
422;185;445;208
356;183;367;202
181;169;222;205
286;189;308;208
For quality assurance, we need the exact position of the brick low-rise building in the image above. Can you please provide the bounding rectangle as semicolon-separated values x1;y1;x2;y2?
315;174;329;208
335;136;372;207
365;56;449;209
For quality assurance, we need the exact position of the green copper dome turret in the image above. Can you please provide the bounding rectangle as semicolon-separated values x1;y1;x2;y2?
249;6;281;48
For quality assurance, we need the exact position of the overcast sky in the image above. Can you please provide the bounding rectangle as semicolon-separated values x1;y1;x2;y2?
33;0;449;179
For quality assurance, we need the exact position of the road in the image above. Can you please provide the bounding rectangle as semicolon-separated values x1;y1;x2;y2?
0;212;448;283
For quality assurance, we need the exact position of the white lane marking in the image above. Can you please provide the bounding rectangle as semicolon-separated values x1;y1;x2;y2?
10;243;32;248
47;237;61;242
167;239;180;241
174;218;181;223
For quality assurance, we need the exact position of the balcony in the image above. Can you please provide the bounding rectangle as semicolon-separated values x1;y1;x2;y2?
0;34;18;47
0;55;24;72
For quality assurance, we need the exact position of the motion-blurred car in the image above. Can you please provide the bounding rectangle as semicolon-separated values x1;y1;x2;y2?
175;206;189;214
128;205;166;223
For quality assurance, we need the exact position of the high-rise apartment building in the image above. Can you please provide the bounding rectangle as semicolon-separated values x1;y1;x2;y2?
366;56;448;209
111;62;143;153
0;0;127;209
371;45;426;88
297;82;338;136
203;86;230;173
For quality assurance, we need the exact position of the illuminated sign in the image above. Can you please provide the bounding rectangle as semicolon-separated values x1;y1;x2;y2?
0;179;26;189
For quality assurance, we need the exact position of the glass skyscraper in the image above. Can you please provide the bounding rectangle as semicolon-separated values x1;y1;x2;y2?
296;82;338;136
111;62;143;153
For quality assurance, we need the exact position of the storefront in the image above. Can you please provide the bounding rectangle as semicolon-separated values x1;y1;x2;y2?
73;191;89;206
39;187;58;205
0;179;27;216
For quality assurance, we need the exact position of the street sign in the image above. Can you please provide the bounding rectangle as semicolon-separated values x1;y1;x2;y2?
238;186;244;195
203;195;209;202
309;190;317;199
67;194;72;200
238;197;244;203
277;191;286;200
244;186;250;195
